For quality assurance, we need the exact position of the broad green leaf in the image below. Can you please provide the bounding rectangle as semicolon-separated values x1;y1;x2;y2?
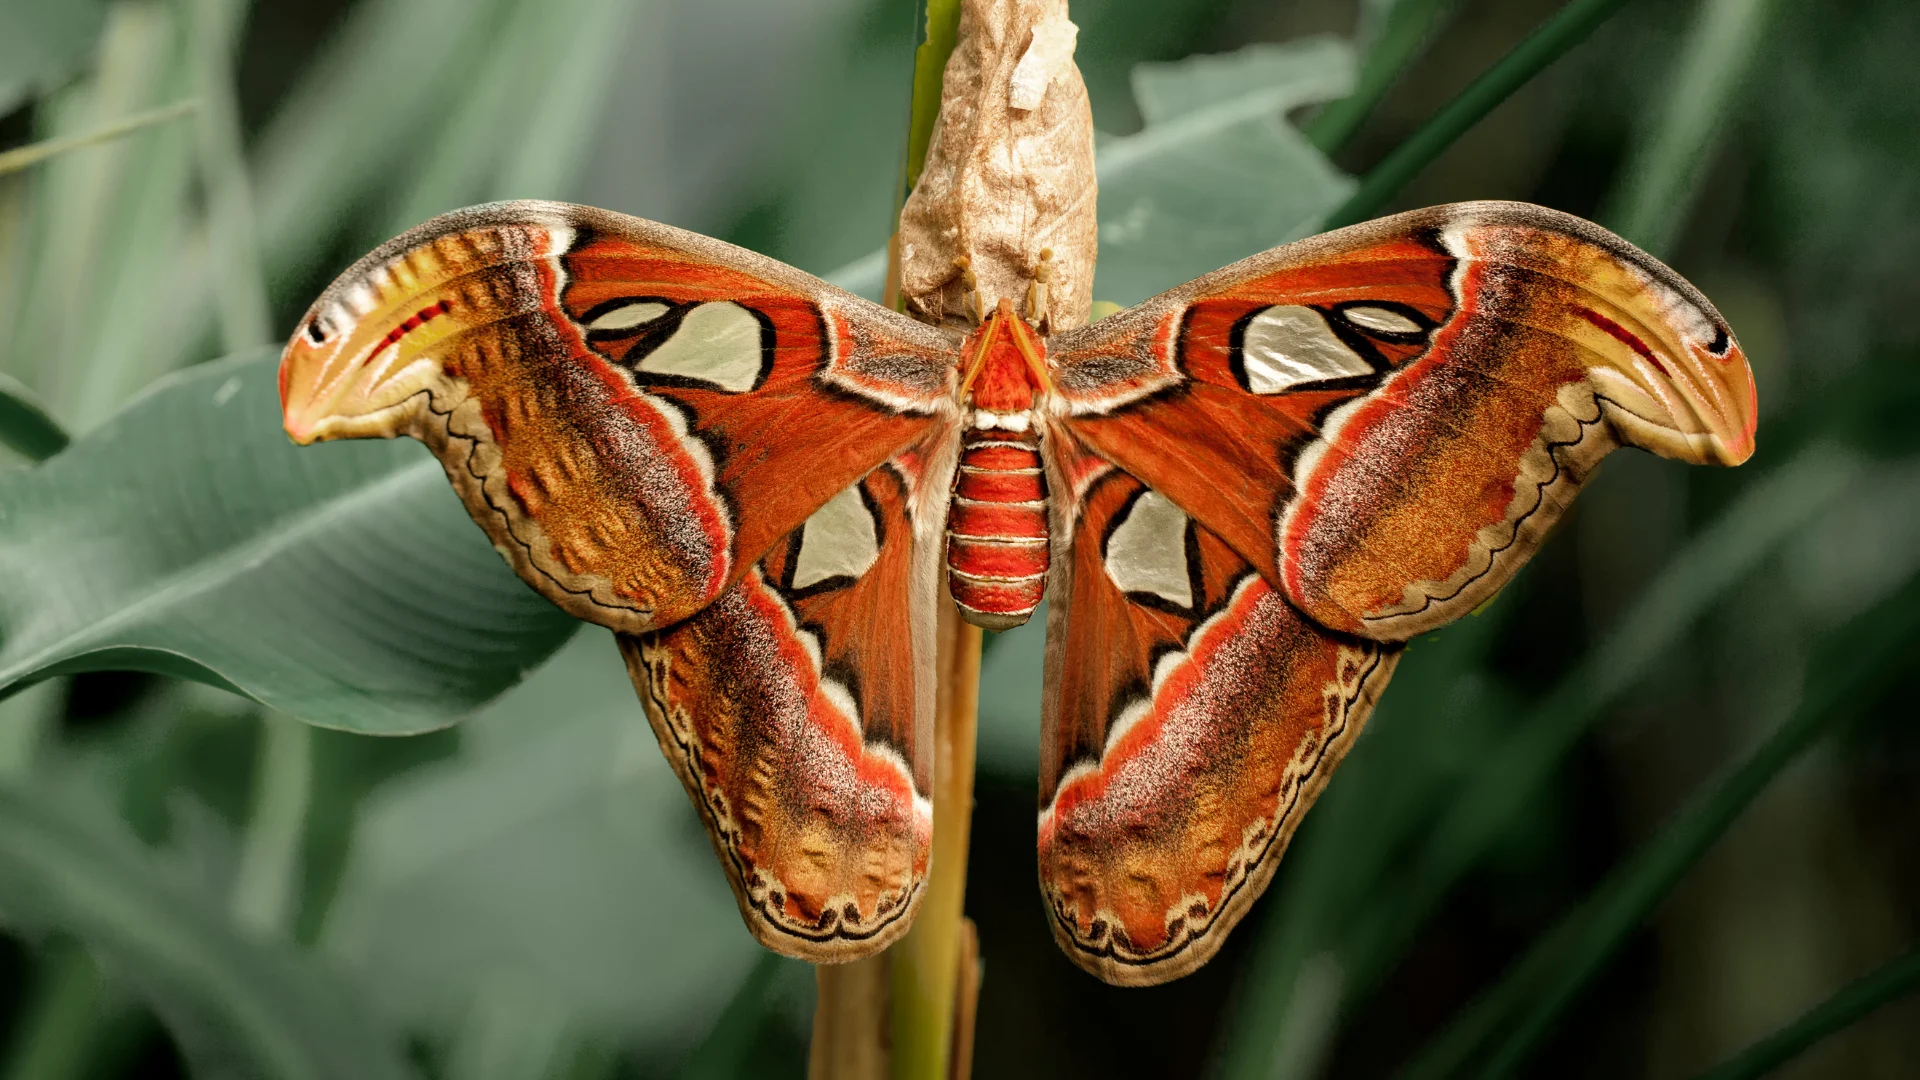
0;350;578;734
0;778;417;1080
0;371;68;462
1091;36;1356;306
324;630;755;1048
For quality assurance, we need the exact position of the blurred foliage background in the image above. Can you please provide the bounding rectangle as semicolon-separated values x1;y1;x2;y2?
0;0;1917;1077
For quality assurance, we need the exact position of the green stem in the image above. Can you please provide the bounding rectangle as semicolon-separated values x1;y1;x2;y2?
1688;943;1920;1080
902;0;963;196
1305;0;1462;154
230;713;313;937
0;100;198;177
185;0;271;351
0;946;147;1080
1323;0;1629;230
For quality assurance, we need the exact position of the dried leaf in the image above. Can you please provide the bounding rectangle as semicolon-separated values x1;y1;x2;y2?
897;0;1097;332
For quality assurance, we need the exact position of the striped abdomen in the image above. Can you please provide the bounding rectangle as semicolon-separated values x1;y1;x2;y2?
946;429;1049;629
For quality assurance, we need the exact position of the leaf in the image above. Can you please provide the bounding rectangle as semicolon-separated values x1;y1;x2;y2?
1091;35;1356;306
0;350;578;734
1306;0;1462;152
0;777;417;1080
0;99;198;177
323;629;757;1048
1689;942;1920;1080
1399;561;1920;1080
0;371;69;462
0;0;106;114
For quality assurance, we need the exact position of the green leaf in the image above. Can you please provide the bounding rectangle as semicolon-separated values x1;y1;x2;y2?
0;777;418;1080
0;99;197;177
0;0;106;114
1689;942;1920;1080
1401;562;1920;1080
1602;0;1782;257
0;372;69;462
1091;36;1357;306
323;629;757;1047
0;350;578;734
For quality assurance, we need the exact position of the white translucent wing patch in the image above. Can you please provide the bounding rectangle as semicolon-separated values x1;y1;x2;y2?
1339;305;1423;335
1103;490;1192;607
637;301;767;392
588;300;671;332
1237;305;1372;394
792;485;881;590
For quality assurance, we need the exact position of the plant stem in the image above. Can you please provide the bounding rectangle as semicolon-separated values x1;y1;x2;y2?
811;956;893;1080
1323;0;1628;230
231;713;313;937
0;101;198;178
903;0;964;196
1687;943;1920;1080
185;0;270;352
1305;0;1462;154
890;610;982;1080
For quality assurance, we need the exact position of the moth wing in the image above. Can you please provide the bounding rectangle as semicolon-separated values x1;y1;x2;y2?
1035;442;1397;986
1045;200;1758;640
620;431;958;961
279;200;959;634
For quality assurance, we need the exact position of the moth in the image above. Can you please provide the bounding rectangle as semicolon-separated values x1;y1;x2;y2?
279;199;1756;986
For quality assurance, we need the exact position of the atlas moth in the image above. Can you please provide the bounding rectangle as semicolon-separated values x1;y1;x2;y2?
276;3;1756;989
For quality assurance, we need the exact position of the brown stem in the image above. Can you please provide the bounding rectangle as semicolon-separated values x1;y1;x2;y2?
890;608;983;1078
808;607;984;1080
809;956;892;1080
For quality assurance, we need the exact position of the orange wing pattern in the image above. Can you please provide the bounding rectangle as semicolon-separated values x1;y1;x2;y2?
1032;201;1756;984
280;201;958;635
279;198;1761;983
278;201;963;963
1035;454;1397;985
622;437;956;960
1047;201;1757;640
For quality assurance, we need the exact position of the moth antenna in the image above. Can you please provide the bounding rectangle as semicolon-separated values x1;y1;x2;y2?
1025;247;1054;332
